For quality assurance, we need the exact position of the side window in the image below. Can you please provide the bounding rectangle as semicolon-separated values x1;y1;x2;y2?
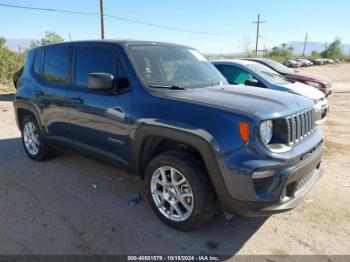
43;47;70;84
74;46;116;87
216;65;252;85
33;49;43;76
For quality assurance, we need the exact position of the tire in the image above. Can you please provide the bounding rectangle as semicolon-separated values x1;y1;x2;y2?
145;151;216;231
21;114;54;161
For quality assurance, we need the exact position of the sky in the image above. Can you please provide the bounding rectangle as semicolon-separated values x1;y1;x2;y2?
1;0;349;53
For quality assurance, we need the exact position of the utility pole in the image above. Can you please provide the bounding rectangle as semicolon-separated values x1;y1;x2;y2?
302;33;309;57
252;14;265;56
100;0;105;39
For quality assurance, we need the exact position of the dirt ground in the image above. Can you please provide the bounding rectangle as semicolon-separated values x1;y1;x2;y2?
0;64;349;257
298;63;350;83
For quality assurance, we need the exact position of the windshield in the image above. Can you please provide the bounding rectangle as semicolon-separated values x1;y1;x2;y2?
246;63;291;86
262;59;294;74
128;45;227;89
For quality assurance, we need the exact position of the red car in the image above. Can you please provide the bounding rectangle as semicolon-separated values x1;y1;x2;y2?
243;58;333;96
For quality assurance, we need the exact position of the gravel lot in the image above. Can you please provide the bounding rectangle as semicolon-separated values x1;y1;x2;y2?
0;64;349;257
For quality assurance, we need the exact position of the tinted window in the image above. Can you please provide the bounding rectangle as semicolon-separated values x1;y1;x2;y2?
43;47;70;84
216;65;252;85
74;46;116;87
33;49;43;75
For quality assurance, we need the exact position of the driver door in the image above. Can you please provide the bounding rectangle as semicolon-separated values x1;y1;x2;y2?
66;44;132;164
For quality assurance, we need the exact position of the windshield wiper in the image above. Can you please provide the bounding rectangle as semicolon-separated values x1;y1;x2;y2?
148;84;186;90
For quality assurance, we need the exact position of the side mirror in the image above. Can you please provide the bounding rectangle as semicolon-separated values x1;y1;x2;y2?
117;77;130;90
88;73;114;90
245;78;260;87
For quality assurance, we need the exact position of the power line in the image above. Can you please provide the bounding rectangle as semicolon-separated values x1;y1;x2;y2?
252;14;265;56
0;2;246;37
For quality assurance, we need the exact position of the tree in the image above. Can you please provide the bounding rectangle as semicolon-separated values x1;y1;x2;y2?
0;37;26;86
264;46;293;62
321;38;343;59
0;37;6;49
30;31;64;48
268;47;292;57
311;51;321;59
41;31;64;45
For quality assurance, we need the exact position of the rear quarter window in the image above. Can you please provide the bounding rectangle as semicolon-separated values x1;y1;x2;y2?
33;49;43;76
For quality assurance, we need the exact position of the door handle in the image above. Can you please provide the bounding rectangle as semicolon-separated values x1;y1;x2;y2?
70;96;84;104
34;89;44;97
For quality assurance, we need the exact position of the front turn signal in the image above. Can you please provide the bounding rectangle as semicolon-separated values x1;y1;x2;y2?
239;121;250;142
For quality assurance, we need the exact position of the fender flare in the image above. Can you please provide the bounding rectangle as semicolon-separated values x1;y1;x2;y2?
131;125;233;207
13;100;45;134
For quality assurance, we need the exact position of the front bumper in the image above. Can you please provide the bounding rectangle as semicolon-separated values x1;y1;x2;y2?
214;131;324;217
314;99;329;123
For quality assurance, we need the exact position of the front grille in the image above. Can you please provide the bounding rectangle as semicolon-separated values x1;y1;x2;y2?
286;109;316;145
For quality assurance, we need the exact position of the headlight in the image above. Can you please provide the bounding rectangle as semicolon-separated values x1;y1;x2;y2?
305;81;321;89
260;120;273;145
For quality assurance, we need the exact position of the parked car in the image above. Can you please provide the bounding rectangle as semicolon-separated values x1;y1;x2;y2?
310;59;324;66
243;58;333;96
296;59;314;67
324;59;335;64
283;60;301;68
14;40;324;231
212;60;329;123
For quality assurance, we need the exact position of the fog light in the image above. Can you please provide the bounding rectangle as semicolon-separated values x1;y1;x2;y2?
252;170;274;179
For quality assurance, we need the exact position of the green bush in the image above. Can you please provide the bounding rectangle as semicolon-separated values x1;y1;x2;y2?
321;39;344;60
0;37;25;86
263;46;293;63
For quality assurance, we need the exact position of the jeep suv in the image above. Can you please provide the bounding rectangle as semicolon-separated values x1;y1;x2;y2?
14;40;324;231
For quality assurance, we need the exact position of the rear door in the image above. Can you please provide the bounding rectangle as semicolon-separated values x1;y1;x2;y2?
66;44;133;165
34;45;72;142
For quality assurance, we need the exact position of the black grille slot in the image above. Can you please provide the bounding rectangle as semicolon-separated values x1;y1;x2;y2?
286;109;316;145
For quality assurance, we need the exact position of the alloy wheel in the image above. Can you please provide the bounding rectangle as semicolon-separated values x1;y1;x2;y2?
150;166;194;222
23;121;40;156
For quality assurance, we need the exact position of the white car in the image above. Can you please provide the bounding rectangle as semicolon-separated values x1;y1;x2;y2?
297;59;314;67
212;59;329;124
284;60;301;68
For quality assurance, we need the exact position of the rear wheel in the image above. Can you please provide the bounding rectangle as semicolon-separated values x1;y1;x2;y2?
145;151;216;231
21;114;54;161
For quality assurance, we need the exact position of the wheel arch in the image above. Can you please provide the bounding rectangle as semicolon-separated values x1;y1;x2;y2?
14;101;45;134
131;125;230;204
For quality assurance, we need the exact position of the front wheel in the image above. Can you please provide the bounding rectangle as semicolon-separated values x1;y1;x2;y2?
145;151;216;231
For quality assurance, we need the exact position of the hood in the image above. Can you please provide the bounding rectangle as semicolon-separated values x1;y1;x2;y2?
161;85;313;120
285;72;331;85
284;82;325;101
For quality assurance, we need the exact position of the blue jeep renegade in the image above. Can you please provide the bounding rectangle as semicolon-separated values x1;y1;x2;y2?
14;40;324;231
